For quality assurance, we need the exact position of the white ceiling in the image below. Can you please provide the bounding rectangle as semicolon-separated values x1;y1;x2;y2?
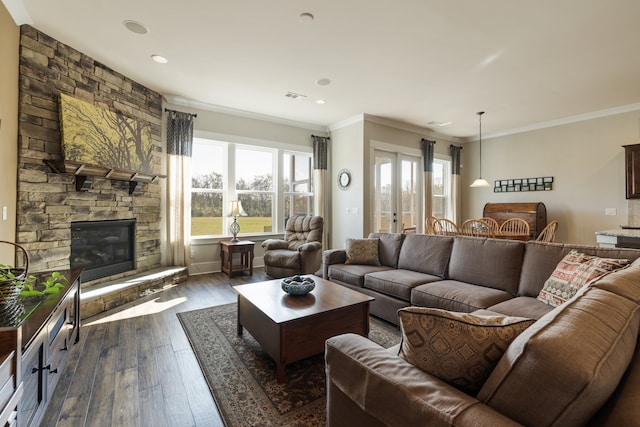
4;0;640;139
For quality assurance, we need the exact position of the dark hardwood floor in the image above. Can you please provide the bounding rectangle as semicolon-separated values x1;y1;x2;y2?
41;269;272;427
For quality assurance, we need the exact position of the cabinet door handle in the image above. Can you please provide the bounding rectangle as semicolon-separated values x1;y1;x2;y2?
60;344;68;351
49;367;58;374
31;367;38;374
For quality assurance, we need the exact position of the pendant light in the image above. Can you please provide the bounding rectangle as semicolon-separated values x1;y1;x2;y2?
470;111;491;188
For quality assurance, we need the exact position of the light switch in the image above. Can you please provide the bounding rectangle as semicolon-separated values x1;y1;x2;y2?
2;206;6;220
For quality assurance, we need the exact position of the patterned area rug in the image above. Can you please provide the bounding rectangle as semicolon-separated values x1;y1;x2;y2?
177;303;400;427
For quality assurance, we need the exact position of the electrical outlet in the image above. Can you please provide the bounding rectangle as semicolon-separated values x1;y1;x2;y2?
605;208;617;216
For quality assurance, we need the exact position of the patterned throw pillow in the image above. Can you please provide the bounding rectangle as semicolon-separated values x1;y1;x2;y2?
536;250;629;307
345;238;381;266
398;307;535;396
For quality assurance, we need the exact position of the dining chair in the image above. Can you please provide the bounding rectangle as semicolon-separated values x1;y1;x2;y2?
460;219;495;238
401;226;417;234
499;218;530;237
433;218;459;236
480;217;500;234
425;216;438;234
536;220;558;242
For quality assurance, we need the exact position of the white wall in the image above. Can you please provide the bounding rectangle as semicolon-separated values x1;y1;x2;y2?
0;3;18;262
329;118;364;248
162;101;328;274
461;110;640;245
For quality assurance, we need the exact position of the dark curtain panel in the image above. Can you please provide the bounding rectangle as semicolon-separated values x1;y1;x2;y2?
312;135;329;170
167;111;195;157
450;145;462;175
421;139;436;172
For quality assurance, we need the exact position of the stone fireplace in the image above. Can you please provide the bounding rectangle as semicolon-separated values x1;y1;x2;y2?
16;25;163;286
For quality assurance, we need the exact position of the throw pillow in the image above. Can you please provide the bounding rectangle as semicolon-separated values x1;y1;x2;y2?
398;307;535;396
345;238;380;266
536;250;630;307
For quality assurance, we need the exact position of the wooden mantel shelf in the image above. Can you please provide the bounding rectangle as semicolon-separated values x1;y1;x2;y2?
44;159;166;193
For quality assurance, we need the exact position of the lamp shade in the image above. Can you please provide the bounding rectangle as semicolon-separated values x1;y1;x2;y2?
470;178;491;188
229;200;246;217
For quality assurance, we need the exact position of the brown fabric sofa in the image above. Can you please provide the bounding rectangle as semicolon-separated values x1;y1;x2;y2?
323;233;640;426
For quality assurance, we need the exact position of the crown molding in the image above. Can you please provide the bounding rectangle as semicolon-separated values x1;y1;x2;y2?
2;0;32;25
482;102;640;141
329;113;465;144
163;94;330;132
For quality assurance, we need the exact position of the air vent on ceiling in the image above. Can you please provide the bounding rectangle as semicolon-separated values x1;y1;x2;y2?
285;92;307;100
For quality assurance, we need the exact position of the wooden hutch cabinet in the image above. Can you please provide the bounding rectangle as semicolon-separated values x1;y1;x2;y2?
623;144;640;199
0;269;80;427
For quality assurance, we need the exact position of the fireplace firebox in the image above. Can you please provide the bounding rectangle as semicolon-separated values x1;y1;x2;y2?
71;219;136;282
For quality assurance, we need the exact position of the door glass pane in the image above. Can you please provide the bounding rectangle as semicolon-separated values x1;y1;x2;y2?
374;151;394;233
400;158;419;230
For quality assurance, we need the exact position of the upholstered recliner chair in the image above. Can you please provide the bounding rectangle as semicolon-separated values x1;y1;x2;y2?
262;215;324;278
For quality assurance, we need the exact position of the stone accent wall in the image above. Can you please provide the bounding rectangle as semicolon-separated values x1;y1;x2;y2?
17;25;163;284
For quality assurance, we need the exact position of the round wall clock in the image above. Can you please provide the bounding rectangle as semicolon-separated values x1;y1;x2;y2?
338;169;351;190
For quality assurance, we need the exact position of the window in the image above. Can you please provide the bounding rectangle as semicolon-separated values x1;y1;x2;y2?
284;153;313;220
235;148;274;234
191;142;224;236
432;158;452;220
190;138;313;237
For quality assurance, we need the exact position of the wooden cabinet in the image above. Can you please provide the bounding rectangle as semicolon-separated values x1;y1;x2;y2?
0;269;80;427
483;202;547;239
623;144;640;199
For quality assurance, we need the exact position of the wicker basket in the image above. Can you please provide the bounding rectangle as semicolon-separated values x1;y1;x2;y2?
0;240;29;324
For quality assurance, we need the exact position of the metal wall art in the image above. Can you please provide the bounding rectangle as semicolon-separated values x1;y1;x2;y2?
494;177;553;193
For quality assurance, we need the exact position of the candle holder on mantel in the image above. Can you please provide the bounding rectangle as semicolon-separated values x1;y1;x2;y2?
228;200;247;242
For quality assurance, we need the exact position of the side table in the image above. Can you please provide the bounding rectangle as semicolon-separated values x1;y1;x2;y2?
220;240;255;277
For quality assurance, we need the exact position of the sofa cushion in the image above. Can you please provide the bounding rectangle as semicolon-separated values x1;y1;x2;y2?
263;249;300;268
368;232;406;268
328;264;392;287
487;297;554;320
398;307;535;396
397;234;453;277
411;280;514;313
518;241;640;298
478;286;640;427
345;238;381;266
536;249;629;307
448;237;524;296
590;256;640;304
364;269;442;301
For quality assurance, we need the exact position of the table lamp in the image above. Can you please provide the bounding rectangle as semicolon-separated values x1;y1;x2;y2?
229;200;246;242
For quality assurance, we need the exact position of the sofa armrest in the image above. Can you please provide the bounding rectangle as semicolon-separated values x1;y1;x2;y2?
262;239;289;250
322;249;347;278
325;334;522;427
299;241;322;253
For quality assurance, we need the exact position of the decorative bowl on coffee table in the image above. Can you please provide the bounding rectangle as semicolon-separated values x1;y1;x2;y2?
281;275;315;295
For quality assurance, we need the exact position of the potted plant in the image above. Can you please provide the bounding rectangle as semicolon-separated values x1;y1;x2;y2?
0;241;67;324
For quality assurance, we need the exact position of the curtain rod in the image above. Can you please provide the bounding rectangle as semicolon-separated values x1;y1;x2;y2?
164;108;197;118
311;135;331;140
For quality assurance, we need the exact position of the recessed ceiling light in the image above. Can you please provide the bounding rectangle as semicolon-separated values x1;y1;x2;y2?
151;54;168;64
299;13;314;23
123;20;149;35
316;78;331;86
316;99;326;105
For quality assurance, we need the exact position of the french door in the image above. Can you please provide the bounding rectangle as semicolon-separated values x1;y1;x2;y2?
373;150;421;233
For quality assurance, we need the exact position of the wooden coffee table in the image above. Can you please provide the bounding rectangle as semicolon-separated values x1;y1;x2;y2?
235;276;374;383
